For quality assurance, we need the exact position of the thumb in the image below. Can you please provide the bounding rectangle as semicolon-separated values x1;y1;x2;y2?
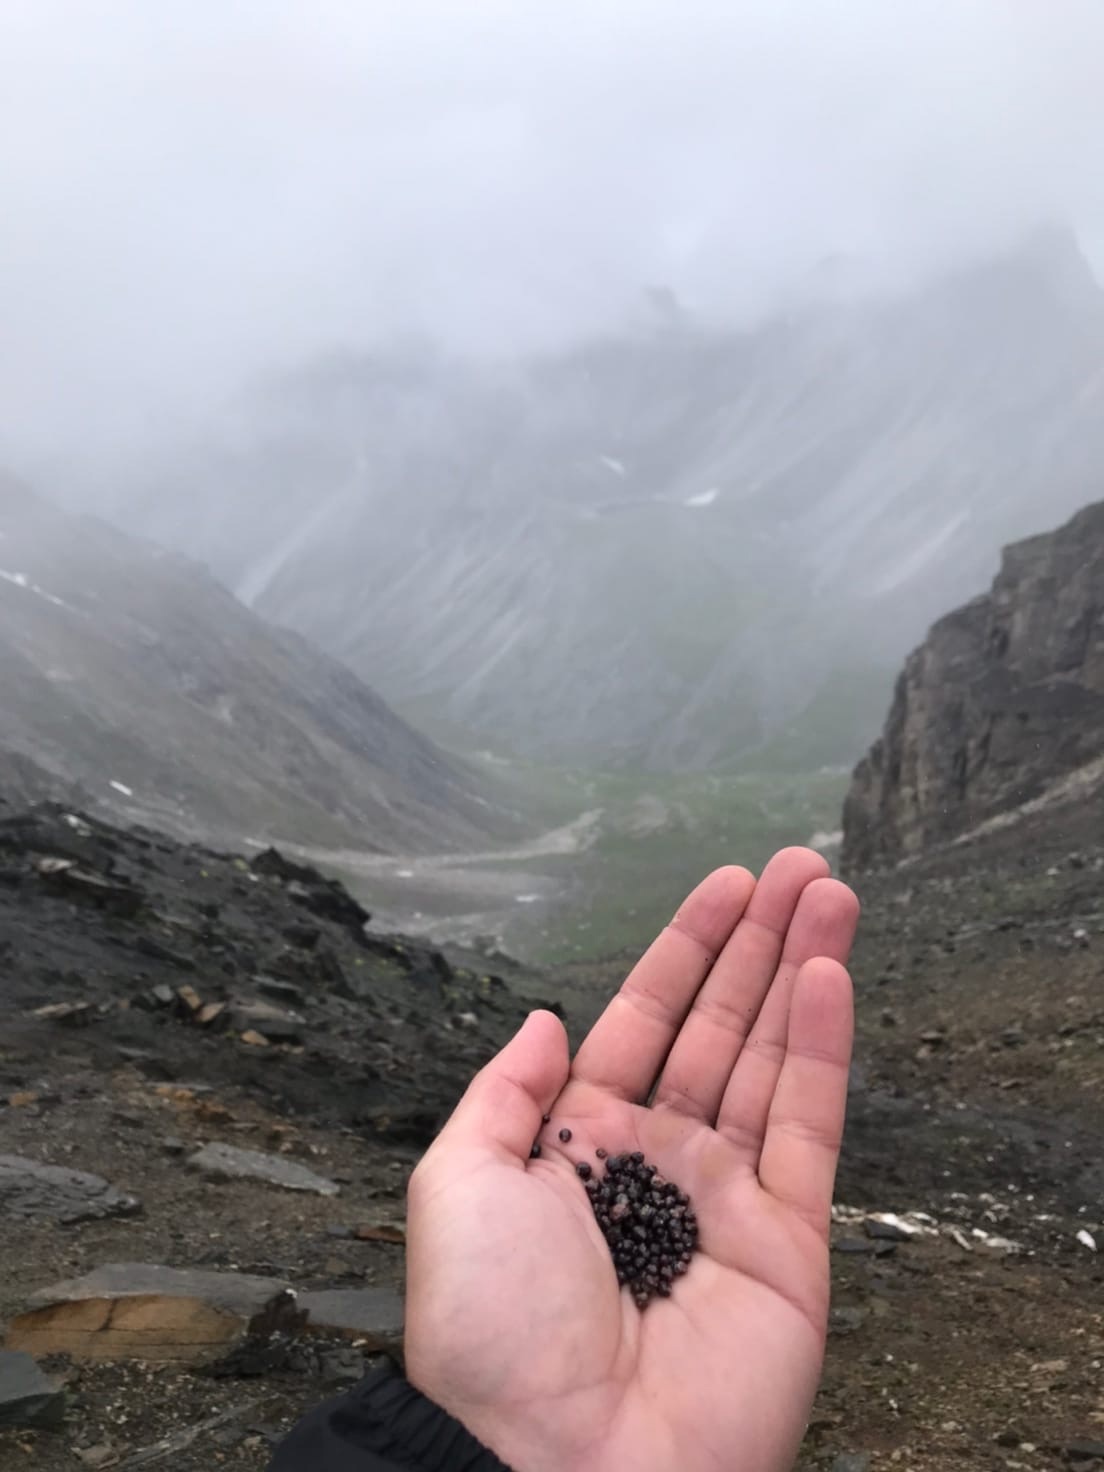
441;1010;570;1161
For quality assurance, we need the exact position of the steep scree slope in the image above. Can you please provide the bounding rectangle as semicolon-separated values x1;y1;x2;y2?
0;477;514;851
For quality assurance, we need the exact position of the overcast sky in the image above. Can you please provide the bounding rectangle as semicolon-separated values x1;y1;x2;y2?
3;0;1104;465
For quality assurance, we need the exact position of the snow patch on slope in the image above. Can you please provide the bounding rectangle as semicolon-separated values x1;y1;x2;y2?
0;568;73;610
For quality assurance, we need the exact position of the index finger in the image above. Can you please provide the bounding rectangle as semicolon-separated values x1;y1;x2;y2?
570;866;755;1102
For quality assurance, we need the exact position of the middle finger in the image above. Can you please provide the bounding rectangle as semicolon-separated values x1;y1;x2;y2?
650;848;830;1123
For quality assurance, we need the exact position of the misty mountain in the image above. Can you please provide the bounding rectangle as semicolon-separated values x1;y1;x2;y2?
102;229;1104;769
0;476;513;850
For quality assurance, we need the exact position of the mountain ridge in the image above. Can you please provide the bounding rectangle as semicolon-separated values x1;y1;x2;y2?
0;474;514;852
81;230;1104;769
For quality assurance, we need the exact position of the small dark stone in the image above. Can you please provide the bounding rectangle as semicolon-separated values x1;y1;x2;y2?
1063;1440;1104;1460
541;1114;550;1124
834;1237;888;1256
595;1147;607;1159
256;976;308;1006
279;925;321;953
530;1143;541;1159
863;1218;912;1242
558;1128;572;1143
575;1161;592;1180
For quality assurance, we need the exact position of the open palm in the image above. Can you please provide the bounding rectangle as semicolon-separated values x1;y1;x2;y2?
406;850;859;1472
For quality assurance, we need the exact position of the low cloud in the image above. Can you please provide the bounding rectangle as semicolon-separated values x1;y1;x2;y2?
2;0;1104;463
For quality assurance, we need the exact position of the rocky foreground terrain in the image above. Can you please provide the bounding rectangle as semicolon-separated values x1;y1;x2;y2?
1;777;1102;1471
564;783;1104;1472
3;488;1104;1471
0;798;542;1467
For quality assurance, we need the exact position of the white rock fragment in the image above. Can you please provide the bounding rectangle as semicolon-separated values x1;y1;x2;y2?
870;1211;926;1237
972;1230;1021;1253
1075;1228;1097;1251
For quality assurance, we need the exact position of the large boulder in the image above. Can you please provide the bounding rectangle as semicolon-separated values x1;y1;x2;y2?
5;1264;305;1366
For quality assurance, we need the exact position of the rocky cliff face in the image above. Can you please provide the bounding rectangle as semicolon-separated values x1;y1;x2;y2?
842;499;1104;871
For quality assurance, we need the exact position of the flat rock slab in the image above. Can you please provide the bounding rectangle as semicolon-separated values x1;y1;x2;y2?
0;1349;66;1428
228;998;304;1043
5;1263;305;1366
188;1142;339;1195
0;1154;141;1223
299;1288;404;1354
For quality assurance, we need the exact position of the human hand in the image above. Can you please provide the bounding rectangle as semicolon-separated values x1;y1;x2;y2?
405;849;859;1472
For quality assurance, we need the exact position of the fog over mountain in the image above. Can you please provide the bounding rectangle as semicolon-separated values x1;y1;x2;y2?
86;229;1104;769
3;2;1104;472
5;2;1104;781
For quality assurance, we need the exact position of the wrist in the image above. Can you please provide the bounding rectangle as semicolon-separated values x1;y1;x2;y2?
268;1358;514;1471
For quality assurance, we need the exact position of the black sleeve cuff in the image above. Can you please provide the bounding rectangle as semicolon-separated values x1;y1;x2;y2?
266;1358;514;1472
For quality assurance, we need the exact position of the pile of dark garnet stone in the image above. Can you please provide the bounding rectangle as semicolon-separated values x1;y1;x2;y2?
583;1150;699;1309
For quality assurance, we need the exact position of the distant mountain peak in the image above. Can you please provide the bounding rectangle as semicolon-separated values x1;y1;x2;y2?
81;237;1104;773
